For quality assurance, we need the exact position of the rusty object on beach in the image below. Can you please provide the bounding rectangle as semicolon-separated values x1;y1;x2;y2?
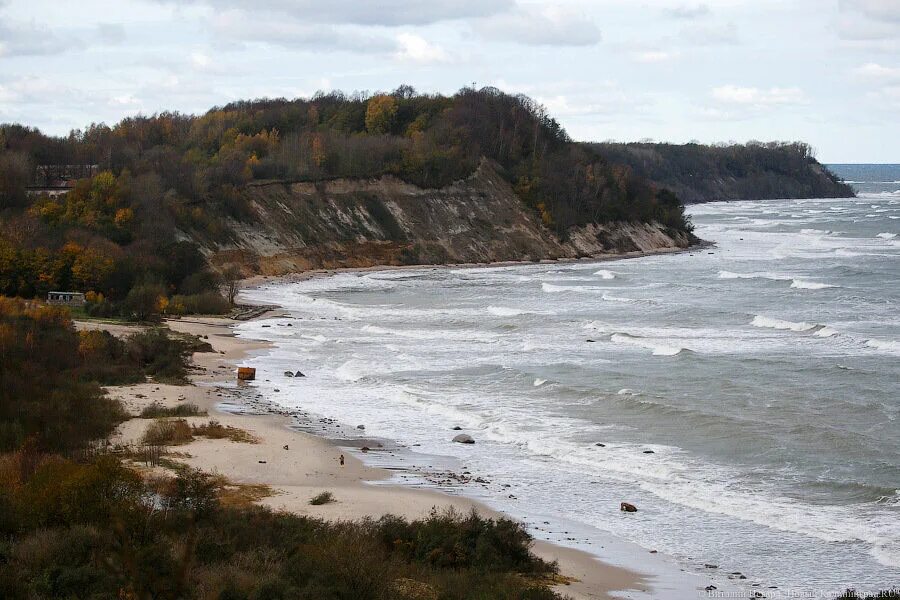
237;367;256;381
620;502;638;513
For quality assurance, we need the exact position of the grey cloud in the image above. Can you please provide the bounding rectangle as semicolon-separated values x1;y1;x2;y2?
211;12;398;53
96;23;127;44
679;21;738;46
159;0;513;26
664;4;711;20
474;6;601;47
0;20;81;57
841;0;900;22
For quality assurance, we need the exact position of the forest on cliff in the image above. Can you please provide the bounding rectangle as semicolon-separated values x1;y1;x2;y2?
593;141;854;203
0;87;690;315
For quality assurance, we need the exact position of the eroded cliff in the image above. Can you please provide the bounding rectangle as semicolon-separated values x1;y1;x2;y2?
203;162;694;276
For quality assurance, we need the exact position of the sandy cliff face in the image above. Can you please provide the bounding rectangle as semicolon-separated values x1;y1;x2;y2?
203;162;693;276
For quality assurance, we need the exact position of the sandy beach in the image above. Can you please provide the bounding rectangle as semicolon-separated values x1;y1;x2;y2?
85;314;650;600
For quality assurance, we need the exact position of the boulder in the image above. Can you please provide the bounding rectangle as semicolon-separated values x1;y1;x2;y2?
452;426;463;431
295;371;306;377
595;443;606;447
452;434;475;444
620;502;638;512
357;424;365;430
284;371;294;377
643;450;655;454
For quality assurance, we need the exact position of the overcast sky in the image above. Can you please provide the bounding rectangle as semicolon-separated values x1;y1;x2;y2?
1;0;898;162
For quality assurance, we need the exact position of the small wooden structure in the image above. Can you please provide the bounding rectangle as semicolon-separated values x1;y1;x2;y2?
47;291;86;306
237;367;256;381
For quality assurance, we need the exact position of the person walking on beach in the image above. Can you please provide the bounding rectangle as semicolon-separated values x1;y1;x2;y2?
339;454;345;467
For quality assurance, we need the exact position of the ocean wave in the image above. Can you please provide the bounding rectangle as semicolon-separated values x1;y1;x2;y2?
751;315;821;332
533;378;547;387
718;270;791;281
610;333;687;356
876;232;897;239
542;282;585;293
813;327;840;338
790;279;836;290
865;338;900;354
594;269;616;279
487;306;527;317
601;293;640;303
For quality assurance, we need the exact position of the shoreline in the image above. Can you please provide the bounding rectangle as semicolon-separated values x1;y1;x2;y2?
100;314;650;600
237;241;714;290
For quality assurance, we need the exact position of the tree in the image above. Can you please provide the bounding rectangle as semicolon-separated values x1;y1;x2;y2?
222;265;241;306
125;282;167;321
0;152;31;209
365;95;398;135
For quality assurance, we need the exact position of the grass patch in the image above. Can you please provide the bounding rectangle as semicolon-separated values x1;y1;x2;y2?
141;419;194;446
309;491;335;506
140;403;206;418
192;421;257;444
218;482;275;509
139;419;256;446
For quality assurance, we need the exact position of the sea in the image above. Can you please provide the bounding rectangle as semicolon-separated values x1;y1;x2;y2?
238;166;899;596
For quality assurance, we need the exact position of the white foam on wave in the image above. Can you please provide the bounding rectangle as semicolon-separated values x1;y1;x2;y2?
602;293;640;303
751;315;819;332
594;269;616;280
533;378;547;387
610;333;687;356
487;306;527;317
542;282;580;293
876;232;897;239
718;270;791;281
866;338;900;354
790;279;836;290
814;327;840;338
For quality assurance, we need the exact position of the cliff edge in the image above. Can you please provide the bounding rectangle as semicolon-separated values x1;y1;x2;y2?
203;161;694;276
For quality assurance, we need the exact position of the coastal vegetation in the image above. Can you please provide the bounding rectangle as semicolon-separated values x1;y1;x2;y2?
593;141;854;203
0;86;693;317
0;296;568;599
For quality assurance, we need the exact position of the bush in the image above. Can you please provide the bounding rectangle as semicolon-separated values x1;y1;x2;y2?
192;421;256;443
140;403;205;418
169;292;230;315
309;491;335;505
141;419;194;446
124;328;189;384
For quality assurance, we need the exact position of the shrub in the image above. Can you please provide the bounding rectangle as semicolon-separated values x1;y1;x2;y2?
141;419;194;446
192;421;256;444
124;328;189;384
169;292;230;315
140;403;206;418
309;491;335;505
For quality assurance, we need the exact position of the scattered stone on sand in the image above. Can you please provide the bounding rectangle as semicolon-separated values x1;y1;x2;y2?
295;371;305;377
283;445;289;450
284;371;294;377
704;564;718;569
643;450;655;454
595;442;606;447
452;426;463;431
361;446;370;453
452;434;475;444
357;424;365;430
586;339;596;343
620;502;638;512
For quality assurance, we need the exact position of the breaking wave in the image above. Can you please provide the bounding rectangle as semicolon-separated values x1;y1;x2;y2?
790;279;836;290
610;333;688;356
751;315;822;332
